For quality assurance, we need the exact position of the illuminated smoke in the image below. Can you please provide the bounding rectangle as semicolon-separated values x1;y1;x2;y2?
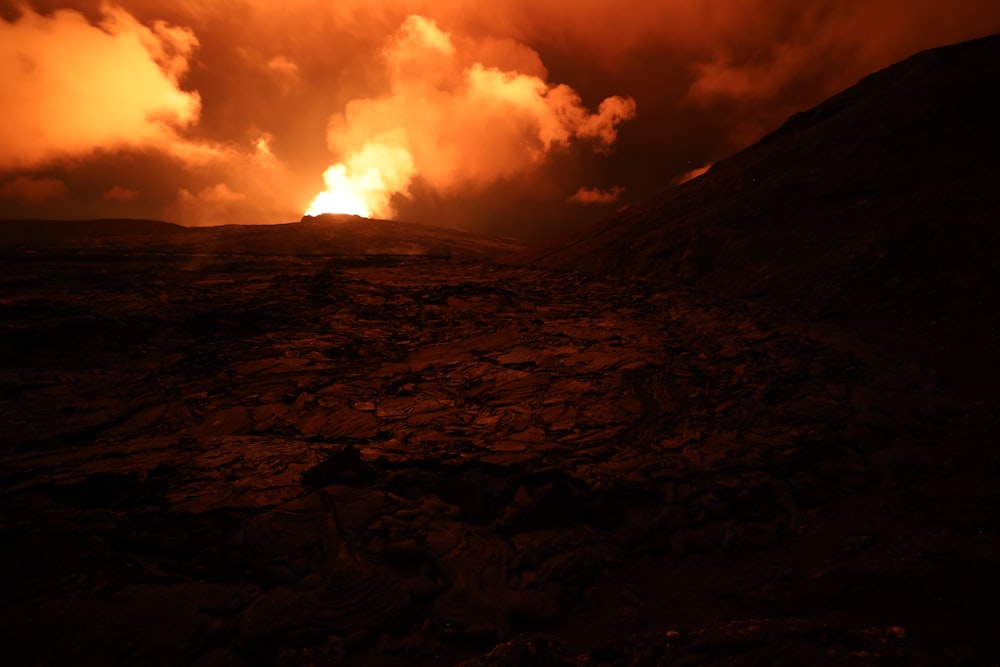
567;186;626;205
306;15;637;219
0;4;204;170
306;131;417;218
170;183;247;226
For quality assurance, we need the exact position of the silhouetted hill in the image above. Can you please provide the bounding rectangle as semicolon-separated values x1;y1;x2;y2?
516;34;1000;327
212;214;524;258
0;219;184;244
0;214;524;260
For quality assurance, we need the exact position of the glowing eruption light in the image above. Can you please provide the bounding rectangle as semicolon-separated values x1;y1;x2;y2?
306;135;417;219
305;15;636;220
307;166;371;218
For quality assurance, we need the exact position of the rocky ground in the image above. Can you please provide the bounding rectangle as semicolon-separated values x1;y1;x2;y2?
2;249;998;665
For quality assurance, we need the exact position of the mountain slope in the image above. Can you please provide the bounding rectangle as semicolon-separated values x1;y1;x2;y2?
515;34;1000;323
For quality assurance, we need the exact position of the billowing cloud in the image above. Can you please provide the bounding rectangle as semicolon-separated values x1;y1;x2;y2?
0;176;69;204
307;15;636;219
0;4;206;170
1;1;998;238
568;186;625;205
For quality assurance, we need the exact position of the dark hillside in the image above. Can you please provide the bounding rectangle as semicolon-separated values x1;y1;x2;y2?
516;34;1000;328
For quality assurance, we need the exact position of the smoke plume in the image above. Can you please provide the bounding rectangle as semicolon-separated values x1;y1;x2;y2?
307;15;636;219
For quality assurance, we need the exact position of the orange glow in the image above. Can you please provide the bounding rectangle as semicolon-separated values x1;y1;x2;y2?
2;1;999;230
102;185;140;202
306;132;417;219
305;14;636;219
567;186;625;205
0;5;201;170
674;164;713;186
307;166;372;218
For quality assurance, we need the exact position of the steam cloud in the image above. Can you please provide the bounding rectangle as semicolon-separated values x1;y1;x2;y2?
308;15;636;219
0;5;203;170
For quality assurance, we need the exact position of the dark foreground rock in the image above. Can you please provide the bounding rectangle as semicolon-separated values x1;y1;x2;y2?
1;251;997;665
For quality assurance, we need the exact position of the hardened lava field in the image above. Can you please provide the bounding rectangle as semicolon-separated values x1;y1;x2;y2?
2;250;997;666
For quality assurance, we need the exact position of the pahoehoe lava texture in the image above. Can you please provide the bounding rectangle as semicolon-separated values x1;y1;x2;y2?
1;254;996;665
